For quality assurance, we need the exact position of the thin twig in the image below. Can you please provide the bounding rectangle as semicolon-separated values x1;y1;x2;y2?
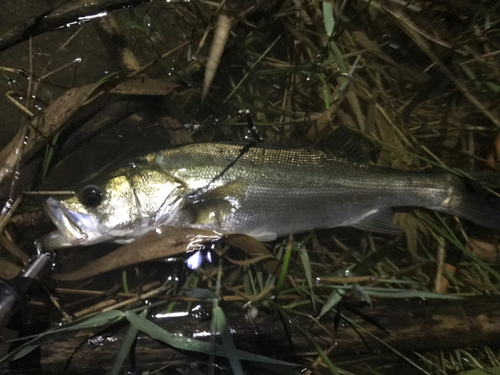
5;92;34;118
0;232;30;265
127;41;190;77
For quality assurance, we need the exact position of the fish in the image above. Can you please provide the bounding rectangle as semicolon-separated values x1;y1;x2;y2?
42;142;500;248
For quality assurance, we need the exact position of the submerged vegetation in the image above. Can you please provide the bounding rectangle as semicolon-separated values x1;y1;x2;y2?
1;0;500;374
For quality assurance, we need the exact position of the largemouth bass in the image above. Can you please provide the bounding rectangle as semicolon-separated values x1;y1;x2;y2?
43;143;500;247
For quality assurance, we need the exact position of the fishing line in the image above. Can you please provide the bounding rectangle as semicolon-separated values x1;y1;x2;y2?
186;110;263;199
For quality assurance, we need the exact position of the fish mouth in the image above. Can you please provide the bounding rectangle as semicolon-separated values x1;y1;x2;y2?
44;197;103;246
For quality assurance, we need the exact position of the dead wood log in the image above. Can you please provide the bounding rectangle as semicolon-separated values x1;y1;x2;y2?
2;296;499;373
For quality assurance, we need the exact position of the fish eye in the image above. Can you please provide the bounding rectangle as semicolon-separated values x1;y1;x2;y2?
79;185;103;208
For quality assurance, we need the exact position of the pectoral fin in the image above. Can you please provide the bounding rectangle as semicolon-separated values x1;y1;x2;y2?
183;199;233;225
195;179;247;201
183;179;247;226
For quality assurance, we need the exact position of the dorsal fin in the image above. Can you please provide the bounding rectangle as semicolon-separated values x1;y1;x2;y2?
317;126;366;163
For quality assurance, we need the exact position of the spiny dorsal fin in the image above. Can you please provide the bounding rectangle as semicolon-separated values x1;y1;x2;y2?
317;125;366;163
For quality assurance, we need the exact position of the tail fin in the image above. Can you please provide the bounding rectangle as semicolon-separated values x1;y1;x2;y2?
443;173;500;231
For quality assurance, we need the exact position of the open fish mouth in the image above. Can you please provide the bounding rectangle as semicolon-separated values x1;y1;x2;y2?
44;197;102;246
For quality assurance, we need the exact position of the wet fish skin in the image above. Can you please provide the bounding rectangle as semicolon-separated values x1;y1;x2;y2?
44;143;500;247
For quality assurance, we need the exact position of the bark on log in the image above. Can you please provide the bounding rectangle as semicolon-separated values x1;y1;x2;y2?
3;297;500;374
0;0;149;53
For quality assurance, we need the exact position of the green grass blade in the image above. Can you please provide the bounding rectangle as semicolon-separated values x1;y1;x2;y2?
125;310;298;366
185;288;217;300
297;242;316;311
324;286;462;299
318;289;345;319
351;284;372;305
224;34;281;104
40;130;61;182
122;269;129;294
0;310;126;363
213;306;244;375
322;0;335;36
338;311;432;375
110;310;147;375
459;369;500;375
275;241;293;293
420;213;500;282
277;306;341;375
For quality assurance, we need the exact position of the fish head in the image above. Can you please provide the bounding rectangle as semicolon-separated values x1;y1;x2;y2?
44;165;186;247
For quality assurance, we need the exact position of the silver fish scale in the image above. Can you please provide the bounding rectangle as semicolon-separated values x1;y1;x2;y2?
153;143;452;238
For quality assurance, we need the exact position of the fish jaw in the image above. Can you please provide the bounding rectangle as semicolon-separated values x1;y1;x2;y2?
44;197;108;246
37;230;74;250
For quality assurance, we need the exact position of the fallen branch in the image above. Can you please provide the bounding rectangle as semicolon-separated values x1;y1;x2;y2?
0;0;148;53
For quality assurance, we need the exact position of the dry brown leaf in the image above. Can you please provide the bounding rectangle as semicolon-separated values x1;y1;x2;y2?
106;78;182;96
382;5;500;129
0;82;103;171
52;226;222;281
222;233;282;278
202;13;232;101
224;254;275;266
0;233;30;264
468;238;500;263
52;228;282;281
0;258;22;279
393;212;428;261
98;14;141;74
486;134;500;170
346;88;365;129
435;263;456;295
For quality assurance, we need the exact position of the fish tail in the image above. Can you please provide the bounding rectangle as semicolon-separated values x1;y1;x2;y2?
441;173;500;230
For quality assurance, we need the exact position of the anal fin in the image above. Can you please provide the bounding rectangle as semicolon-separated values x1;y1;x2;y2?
244;230;278;242
350;208;400;234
